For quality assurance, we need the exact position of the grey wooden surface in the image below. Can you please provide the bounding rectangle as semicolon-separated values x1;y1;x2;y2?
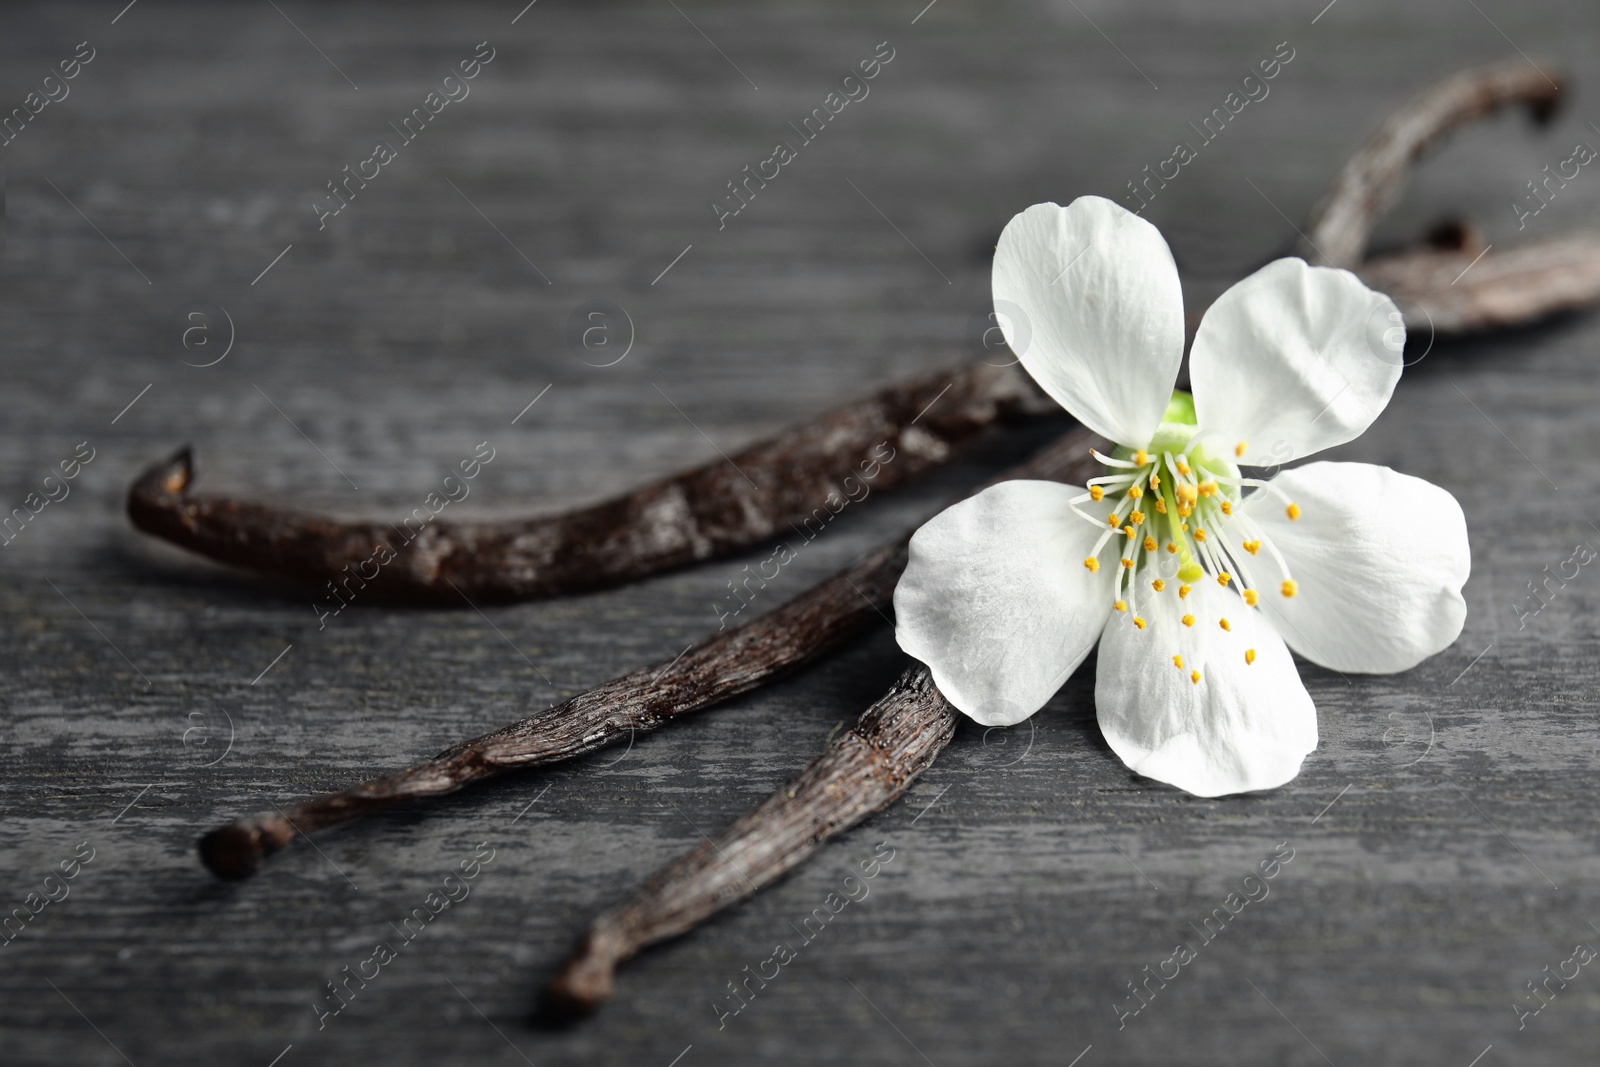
2;1;1599;1064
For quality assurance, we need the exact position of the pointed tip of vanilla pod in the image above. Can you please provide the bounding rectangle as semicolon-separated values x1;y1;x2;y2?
153;445;194;495
127;446;196;527
197;822;270;881
541;963;613;1021
1527;75;1566;125
532;982;602;1028
539;932;621;1023
171;443;195;480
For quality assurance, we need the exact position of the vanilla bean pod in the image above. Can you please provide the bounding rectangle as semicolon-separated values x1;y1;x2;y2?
198;427;1103;880
129;61;1588;610
536;62;1591;1009
129;362;1051;602
1358;230;1600;332
1295;57;1600;333
193;58;1589;883
546;666;953;1016
1298;56;1566;269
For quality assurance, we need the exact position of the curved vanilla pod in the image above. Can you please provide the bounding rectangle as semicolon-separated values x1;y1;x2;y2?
197;425;1103;880
134;60;1595;611
545;666;955;1016
1298;56;1566;269
129;362;1052;602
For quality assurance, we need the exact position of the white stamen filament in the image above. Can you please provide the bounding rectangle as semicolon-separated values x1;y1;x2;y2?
1090;449;1140;469
1208;470;1295;508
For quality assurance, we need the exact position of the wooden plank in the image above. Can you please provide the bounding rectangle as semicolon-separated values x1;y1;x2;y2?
1;1;1597;1063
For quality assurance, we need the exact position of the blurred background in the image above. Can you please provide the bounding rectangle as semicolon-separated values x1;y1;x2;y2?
2;2;1598;1064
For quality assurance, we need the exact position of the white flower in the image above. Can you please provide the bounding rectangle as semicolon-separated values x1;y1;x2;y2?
893;197;1471;797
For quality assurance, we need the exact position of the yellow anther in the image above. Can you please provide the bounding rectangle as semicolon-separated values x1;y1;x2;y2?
1220;500;1233;516
1216;571;1232;587
1114;599;1128;612
1281;579;1298;598
1191;670;1202;685
1243;539;1261;555
1245;648;1257;665
1181;522;1190;532
1089;485;1104;502
1175;483;1198;505
1243;588;1259;606
1121;557;1135;569
1219;617;1231;632
1129;510;1145;525
1084;557;1100;573
1124;525;1137;540
1149;472;1161;488
1109;512;1121;528
1127;484;1144;499
1144;536;1158;553
1235;440;1248;458
1166;542;1177;553
1287;502;1302;521
1133;616;1147;629
1173;654;1184;668
1151;578;1165;592
1195;528;1208;542
1134;450;1149;465
1178;503;1193;519
1181;613;1195;627
1198;480;1217;497
1179;584;1191;599
1177;460;1191;475
1154;498;1168;514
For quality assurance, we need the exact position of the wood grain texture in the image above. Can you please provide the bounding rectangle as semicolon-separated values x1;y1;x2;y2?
3;2;1600;1066
127;361;1051;602
548;666;958;1013
196;427;1099;880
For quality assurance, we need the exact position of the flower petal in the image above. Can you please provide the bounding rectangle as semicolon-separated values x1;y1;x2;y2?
894;480;1116;726
1242;462;1470;674
1190;258;1403;462
992;198;1185;448
1095;581;1317;796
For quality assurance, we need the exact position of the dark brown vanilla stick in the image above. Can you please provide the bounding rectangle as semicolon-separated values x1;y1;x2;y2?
130;362;1050;603
546;666;955;1015
199;542;905;880
533;61;1598;1010
127;60;1595;611
1358;231;1600;333
199;426;1103;880
1297;56;1565;269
